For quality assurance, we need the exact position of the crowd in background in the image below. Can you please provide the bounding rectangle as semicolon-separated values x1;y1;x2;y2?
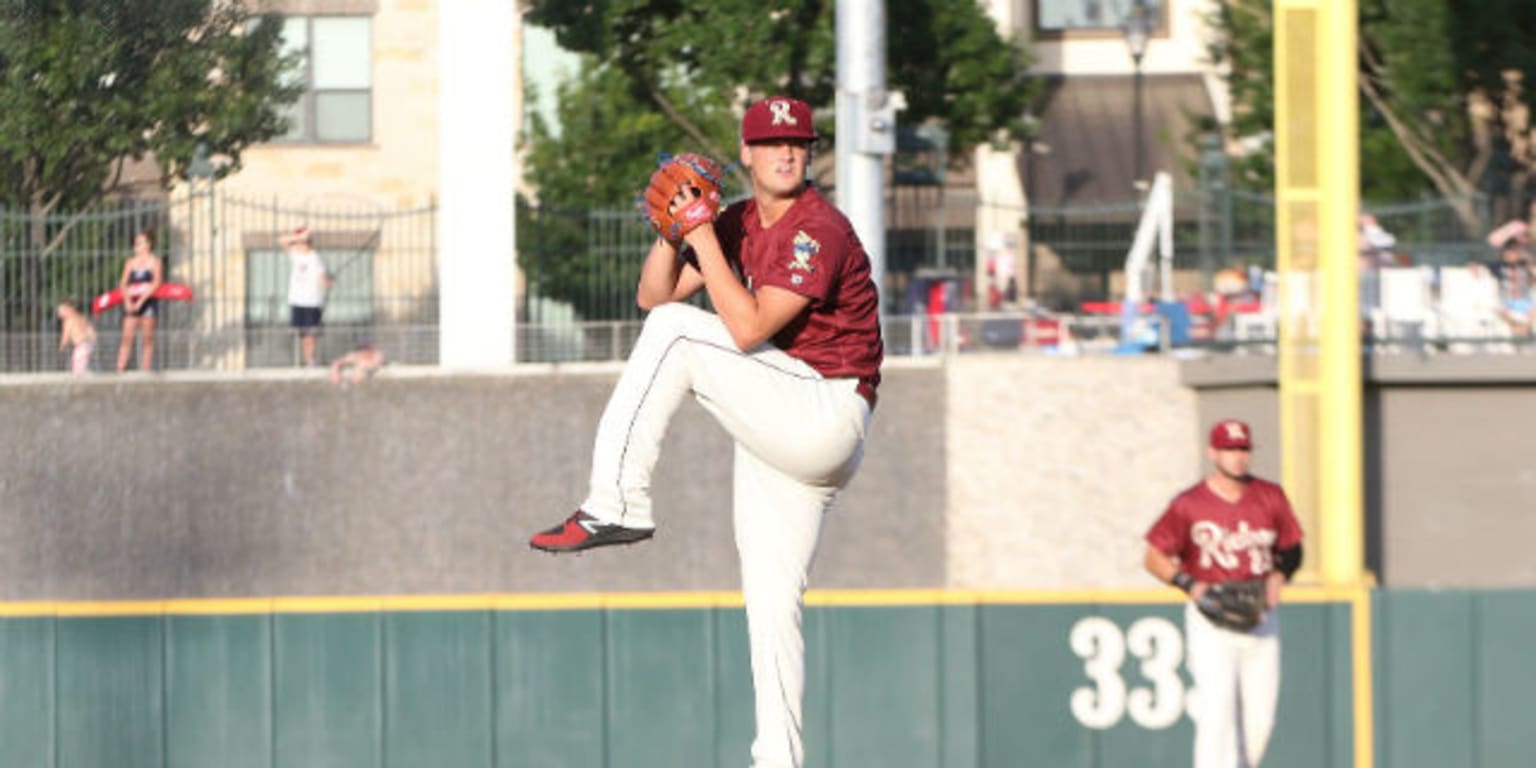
55;225;384;382
1356;203;1536;339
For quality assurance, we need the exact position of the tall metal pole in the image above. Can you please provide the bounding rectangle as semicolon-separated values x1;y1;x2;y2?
836;0;895;314
1123;0;1151;192
1133;60;1145;188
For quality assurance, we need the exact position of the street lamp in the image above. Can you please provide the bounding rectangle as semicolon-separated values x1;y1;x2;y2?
186;141;216;196
1123;0;1153;192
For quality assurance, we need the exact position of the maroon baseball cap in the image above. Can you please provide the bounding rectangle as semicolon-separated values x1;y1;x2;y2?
1209;419;1253;450
742;97;818;143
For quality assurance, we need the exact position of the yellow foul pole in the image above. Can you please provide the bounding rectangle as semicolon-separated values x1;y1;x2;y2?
1273;0;1363;587
1319;0;1364;584
1275;0;1369;765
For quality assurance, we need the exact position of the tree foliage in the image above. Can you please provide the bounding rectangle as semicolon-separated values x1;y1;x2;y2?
522;0;1038;209
1203;0;1273;190
1205;0;1536;230
0;0;301;215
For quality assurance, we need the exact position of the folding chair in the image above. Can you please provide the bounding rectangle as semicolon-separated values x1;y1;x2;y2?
1437;265;1512;353
1370;266;1436;351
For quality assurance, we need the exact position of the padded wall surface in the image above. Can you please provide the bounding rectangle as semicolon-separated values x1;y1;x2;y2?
0;597;1373;768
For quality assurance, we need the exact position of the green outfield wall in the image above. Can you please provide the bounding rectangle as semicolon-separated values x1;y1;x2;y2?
7;587;1532;768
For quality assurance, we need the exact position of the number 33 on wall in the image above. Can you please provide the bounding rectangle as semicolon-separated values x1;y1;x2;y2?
1069;616;1194;730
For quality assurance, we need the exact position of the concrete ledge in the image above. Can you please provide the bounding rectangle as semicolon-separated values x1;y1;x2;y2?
1364;352;1536;383
1178;354;1277;388
1180;351;1536;388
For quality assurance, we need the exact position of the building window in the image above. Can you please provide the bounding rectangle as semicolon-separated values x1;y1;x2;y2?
1035;0;1165;34
279;16;372;143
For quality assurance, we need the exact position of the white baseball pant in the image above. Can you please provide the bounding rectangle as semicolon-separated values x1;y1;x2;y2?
1185;602;1281;768
580;302;872;768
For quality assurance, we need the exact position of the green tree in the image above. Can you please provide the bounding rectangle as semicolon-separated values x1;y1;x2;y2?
1204;0;1536;232
526;0;1035;195
521;0;1037;316
0;0;299;344
1202;0;1273;190
0;0;300;219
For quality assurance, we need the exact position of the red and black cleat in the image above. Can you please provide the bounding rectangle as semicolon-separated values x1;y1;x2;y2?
529;510;655;553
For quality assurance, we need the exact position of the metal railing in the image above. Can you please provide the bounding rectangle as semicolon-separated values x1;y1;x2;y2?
0;187;438;372
12;303;1534;375
0;181;1509;373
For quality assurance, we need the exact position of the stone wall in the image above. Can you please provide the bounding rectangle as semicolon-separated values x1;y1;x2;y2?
0;357;1202;600
945;356;1199;588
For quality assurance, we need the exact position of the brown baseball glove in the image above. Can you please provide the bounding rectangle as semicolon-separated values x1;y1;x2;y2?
1196;578;1269;632
644;153;725;244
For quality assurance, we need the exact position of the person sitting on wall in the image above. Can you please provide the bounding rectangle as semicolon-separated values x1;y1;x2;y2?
330;338;385;384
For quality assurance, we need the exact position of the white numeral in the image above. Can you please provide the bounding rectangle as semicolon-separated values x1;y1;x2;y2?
1069;616;1186;730
1069;617;1126;729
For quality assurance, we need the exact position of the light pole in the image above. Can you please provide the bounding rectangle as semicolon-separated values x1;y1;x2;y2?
187;142;215;191
1123;0;1152;192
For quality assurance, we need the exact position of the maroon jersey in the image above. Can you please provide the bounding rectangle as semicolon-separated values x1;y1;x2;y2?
713;186;884;389
1145;477;1303;584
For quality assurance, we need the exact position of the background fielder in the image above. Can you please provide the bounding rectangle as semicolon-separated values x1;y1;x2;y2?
1144;419;1304;768
529;95;883;768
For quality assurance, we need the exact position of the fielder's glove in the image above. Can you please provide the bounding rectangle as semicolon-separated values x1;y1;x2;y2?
644;153;725;244
1196;578;1268;632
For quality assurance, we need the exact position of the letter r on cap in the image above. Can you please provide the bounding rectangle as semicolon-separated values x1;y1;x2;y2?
770;100;797;125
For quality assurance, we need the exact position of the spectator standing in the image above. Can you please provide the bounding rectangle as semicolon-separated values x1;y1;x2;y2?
1358;213;1398;269
282;226;332;366
1358;214;1399;327
984;232;1018;309
115;228;163;372
56;299;96;375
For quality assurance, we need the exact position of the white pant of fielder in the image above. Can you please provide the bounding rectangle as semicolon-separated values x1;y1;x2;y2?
582;303;872;768
1185;603;1281;768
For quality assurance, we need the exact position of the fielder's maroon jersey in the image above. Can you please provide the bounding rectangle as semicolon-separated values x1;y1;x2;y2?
714;186;883;390
1145;477;1303;584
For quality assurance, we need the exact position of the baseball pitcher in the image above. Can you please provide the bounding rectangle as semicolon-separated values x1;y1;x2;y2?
530;96;882;768
1143;420;1304;768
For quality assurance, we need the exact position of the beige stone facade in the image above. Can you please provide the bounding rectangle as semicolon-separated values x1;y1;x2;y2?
212;0;445;212
165;1;525;368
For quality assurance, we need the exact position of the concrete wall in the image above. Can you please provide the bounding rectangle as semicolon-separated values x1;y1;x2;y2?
0;356;1198;600
0;363;944;600
1181;354;1536;588
946;356;1198;588
7;352;1528;600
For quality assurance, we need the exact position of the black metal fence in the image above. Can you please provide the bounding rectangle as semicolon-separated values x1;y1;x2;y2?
0;187;436;372
0;175;1503;372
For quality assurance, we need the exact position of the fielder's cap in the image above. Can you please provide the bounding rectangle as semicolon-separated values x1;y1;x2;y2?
742;96;817;143
1210;419;1253;450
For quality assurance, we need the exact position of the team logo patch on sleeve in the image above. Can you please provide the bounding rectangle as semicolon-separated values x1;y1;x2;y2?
789;231;820;280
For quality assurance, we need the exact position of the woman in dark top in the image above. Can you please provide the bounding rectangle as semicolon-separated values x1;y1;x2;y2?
115;228;163;372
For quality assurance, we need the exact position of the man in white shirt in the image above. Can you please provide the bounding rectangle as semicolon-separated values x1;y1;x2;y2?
282;226;332;367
